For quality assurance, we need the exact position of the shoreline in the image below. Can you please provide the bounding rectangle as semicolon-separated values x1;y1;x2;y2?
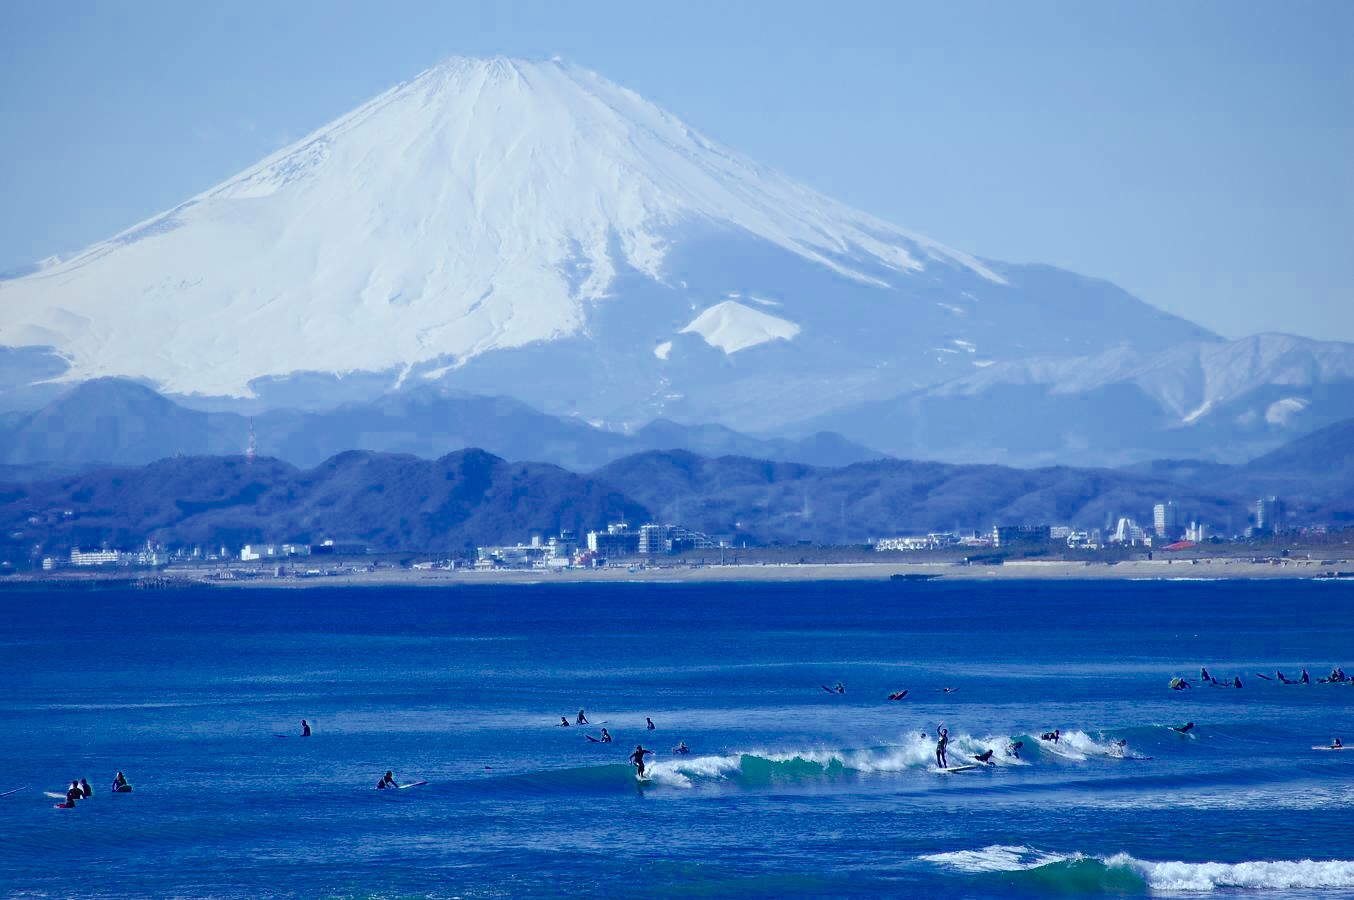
6;557;1352;589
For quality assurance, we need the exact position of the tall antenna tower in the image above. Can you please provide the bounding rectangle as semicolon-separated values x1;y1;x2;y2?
245;418;257;463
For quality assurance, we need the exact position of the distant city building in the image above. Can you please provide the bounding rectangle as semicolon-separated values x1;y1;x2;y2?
1185;521;1209;542
70;548;120;567
1110;517;1146;545
991;525;1051;548
1153;502;1183;540
1255;496;1283;534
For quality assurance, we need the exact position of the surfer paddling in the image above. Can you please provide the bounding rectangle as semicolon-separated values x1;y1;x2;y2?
376;771;397;790
1172;722;1195;734
888;690;908;701
629;745;654;778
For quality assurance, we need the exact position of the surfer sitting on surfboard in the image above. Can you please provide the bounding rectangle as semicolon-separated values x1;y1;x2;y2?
1332;738;1344;749
600;728;612;743
301;719;311;737
64;781;82;807
576;710;589;725
376;771;397;790
629;745;654;778
111;772;131;793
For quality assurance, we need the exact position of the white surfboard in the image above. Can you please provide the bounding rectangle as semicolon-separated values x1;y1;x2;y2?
939;765;980;773
1312;745;1347;751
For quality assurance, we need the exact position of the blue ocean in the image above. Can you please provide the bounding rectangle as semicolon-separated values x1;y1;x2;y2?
1;579;1352;897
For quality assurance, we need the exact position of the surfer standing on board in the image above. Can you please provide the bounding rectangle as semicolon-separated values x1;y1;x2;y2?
935;727;949;768
629;745;654;778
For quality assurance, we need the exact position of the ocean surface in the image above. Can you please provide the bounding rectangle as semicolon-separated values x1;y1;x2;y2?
1;578;1352;898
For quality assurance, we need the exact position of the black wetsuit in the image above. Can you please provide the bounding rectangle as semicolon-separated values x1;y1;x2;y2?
935;730;949;768
377;775;396;790
629;749;652;776
302;722;311;737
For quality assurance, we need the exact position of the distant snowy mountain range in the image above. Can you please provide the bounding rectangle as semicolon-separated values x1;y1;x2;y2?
1;56;1349;465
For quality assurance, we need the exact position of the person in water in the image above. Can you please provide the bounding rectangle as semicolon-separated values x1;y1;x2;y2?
65;781;82;806
973;749;994;764
1277;670;1293;684
1233;675;1243;688
646;717;656;730
1300;668;1310;684
888;691;908;701
672;741;690;755
111;772;130;793
1331;738;1344;749
301;719;311;737
377;771;397;790
600;728;612;743
558;716;570;727
79;778;92;799
1201;667;1212;683
935;727;949;768
576;710;589;725
1007;740;1024;759
629;745;654;777
1173;722;1195;734
834;682;845;694
1169;677;1190;690
1040;729;1060;744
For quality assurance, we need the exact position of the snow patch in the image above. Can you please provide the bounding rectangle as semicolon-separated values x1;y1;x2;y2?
1265;397;1309;426
680;301;800;354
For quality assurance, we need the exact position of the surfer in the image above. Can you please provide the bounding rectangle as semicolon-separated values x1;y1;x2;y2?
1040;729;1060;744
376;771;397;790
301;719;311;737
576;710;589;725
111;772;130;793
1330;666;1347;683
558;716;570;727
1172;722;1195;734
973;749;994;764
1278;670;1293;684
834;682;845;694
600;728;612;743
629;745;654;778
1232;675;1243;688
1169;677;1190;690
888;690;908;701
935;727;949;768
79;778;92;798
1007;740;1023;759
1331;738;1344;749
1200;667;1211;683
646;717;656;730
673;741;690;754
65;781;82;806
1300;668;1310;684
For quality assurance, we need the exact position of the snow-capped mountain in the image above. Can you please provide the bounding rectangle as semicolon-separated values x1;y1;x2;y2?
806;333;1354;465
0;56;1219;436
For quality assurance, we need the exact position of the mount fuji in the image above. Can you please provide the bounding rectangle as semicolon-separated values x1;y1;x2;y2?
1;56;1346;463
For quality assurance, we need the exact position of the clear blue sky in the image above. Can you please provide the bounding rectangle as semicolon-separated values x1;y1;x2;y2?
2;0;1351;342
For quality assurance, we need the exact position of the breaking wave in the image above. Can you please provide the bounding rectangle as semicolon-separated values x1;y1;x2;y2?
921;844;1354;892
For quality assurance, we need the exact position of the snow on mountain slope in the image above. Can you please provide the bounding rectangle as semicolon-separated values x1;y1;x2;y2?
0;57;1000;398
679;300;800;353
928;333;1354;423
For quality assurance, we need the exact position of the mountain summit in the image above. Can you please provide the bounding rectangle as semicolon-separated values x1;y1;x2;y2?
4;56;1220;432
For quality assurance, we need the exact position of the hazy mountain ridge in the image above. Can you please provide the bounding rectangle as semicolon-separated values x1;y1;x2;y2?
9;437;1348;561
0;378;884;473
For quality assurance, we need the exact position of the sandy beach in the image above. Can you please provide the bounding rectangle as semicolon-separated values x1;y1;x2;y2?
123;555;1354;588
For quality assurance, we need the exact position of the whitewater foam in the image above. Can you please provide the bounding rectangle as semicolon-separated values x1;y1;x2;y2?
922;844;1354;892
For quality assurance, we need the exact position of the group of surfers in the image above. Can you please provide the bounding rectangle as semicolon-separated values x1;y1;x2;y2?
53;773;131;808
1172;665;1349;690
